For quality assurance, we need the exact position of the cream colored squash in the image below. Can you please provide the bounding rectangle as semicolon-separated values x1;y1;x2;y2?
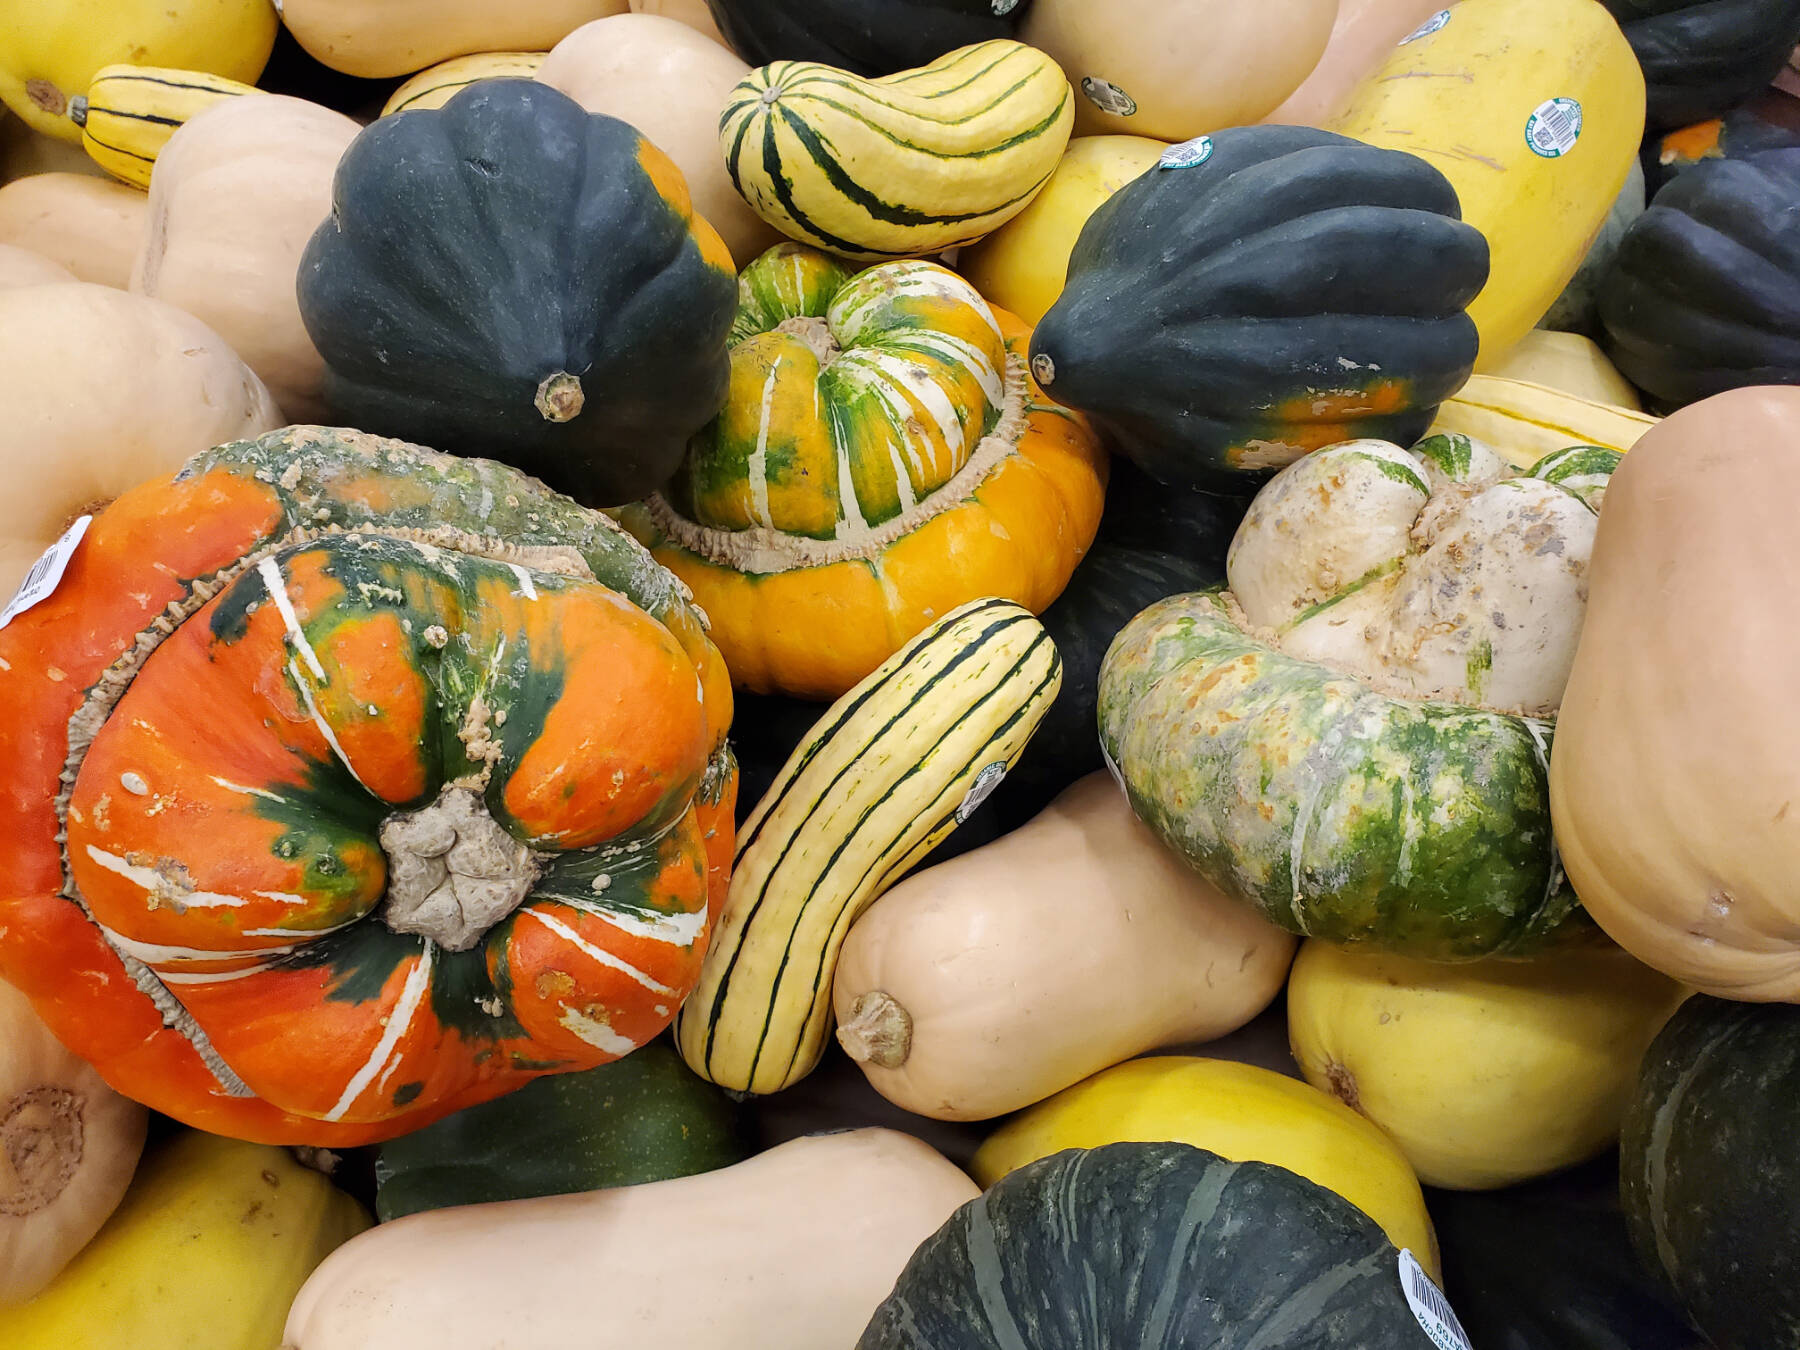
957;134;1167;325
1486;328;1642;409
833;773;1295;1121
283;1129;979;1350
0;282;280;599
0;979;146;1307
0;174;145;287
279;0;630;79
1263;0;1456;126
1287;939;1686;1190
628;0;727;46
536;14;781;266
1022;0;1341;140
1550;386;1800;1001
132;94;358;422
0;243;73;288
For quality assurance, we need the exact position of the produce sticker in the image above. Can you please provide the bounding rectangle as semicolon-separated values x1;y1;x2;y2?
1398;1250;1475;1350
1160;136;1216;170
0;515;91;631
1525;97;1583;158
1400;9;1453;44
1080;76;1138;118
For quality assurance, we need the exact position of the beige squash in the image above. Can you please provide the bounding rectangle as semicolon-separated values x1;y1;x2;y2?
283;1129;979;1350
0;242;73;288
0;173;145;287
1023;0;1341;140
0;979;146;1307
0;282;280;599
628;0;727;46
1551;386;1800;1001
1264;0;1456;126
132;95;357;422
1487;328;1642;408
833;774;1296;1121
537;14;781;266
279;0;630;79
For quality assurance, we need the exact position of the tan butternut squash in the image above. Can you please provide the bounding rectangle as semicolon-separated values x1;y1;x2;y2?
132;94;358;422
283;1129;978;1350
1551;386;1800;1001
0;243;72;288
832;773;1296;1121
536;14;781;266
0;282;280;599
628;0;727;45
0;979;146;1307
0;173;144;287
1264;0;1454;126
279;0;629;79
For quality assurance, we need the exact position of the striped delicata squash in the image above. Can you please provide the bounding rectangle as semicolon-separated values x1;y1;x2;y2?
721;40;1075;261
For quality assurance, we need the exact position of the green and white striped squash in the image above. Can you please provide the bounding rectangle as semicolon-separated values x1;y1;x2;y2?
1098;435;1621;960
720;40;1074;262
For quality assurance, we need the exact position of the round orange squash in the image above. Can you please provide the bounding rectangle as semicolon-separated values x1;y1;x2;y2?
0;426;737;1145
617;244;1108;700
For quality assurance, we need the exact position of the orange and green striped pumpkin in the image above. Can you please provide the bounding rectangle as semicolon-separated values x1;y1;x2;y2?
618;243;1108;699
0;427;736;1146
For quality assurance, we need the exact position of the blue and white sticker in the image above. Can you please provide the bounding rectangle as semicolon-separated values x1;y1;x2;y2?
1398;1251;1474;1350
1080;76;1138;118
1159;135;1215;170
1525;97;1583;158
992;0;1021;13
0;515;90;631
1399;9;1453;44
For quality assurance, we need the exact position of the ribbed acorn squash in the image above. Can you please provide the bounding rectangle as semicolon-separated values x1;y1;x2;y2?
1099;435;1617;958
1602;0;1800;130
1029;124;1488;488
298;79;738;508
705;0;1031;77
1598;148;1800;408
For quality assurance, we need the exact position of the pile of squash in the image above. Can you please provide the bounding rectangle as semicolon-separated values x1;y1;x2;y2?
2;0;1799;1348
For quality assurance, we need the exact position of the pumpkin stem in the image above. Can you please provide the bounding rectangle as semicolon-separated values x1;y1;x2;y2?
0;1087;84;1217
772;315;841;366
380;786;543;952
534;371;585;423
835;991;913;1069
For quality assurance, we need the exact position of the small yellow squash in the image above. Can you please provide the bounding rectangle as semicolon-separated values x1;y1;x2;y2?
1287;939;1686;1190
1427;374;1658;469
71;64;260;187
0;173;146;287
279;0;628;79
0;979;146;1307
0;0;276;143
0;1130;370;1348
973;1055;1440;1276
381;51;549;115
1488;328;1643;408
0;243;73;289
834;774;1295;1120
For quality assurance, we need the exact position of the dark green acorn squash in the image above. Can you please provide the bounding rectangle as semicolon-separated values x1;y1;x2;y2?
703;0;1030;78
858;1142;1448;1349
372;1039;749;1221
1598;147;1800;408
297;78;739;508
1428;1156;1702;1350
1602;0;1800;130
1028;125;1488;490
1645;92;1800;197
1093;454;1251;563
1620;995;1800;1350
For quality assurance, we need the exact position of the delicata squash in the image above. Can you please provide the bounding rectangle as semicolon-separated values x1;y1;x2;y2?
0;426;737;1146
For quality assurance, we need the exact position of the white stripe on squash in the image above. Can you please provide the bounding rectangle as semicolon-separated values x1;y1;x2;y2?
325;940;436;1122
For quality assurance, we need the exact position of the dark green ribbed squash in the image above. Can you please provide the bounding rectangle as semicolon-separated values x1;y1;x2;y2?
1601;0;1800;130
298;79;738;508
372;1039;749;1221
1029;125;1488;491
1645;94;1800;197
1620;996;1800;1350
1429;1156;1702;1350
857;1142;1449;1349
704;0;1030;78
1093;455;1251;563
1598;147;1800;408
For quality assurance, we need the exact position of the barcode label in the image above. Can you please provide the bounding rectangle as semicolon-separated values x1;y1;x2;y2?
0;516;91;631
955;761;1008;824
1400;9;1452;44
1525;97;1583;158
1160;136;1216;170
1399;1250;1473;1350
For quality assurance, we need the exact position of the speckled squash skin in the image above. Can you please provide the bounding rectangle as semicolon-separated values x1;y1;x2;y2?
0;426;736;1146
857;1142;1442;1349
1097;438;1617;959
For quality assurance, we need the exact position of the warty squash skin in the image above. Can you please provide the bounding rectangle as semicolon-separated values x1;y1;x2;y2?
0;173;147;288
1022;0;1340;140
0;425;737;1145
0;281;280;600
133;94;360;423
283;1128;980;1350
536;14;783;267
0;979;146;1307
1550;386;1800;1000
832;773;1295;1121
1262;0;1456;127
278;0;629;79
0;244;73;289
1288;940;1685;1191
